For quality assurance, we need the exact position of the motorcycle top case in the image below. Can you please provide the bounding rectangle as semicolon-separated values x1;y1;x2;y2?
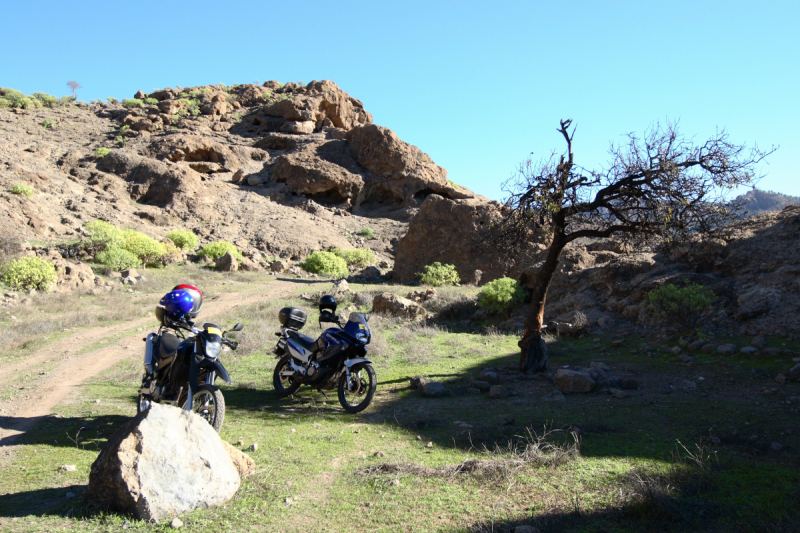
279;307;307;329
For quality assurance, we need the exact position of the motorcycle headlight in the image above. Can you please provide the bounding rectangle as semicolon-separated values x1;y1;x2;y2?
206;340;222;358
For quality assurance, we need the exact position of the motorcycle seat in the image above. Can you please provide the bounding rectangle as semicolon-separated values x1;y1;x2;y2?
158;332;181;360
287;329;317;352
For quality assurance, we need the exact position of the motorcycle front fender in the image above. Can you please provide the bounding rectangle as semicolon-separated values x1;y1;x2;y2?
198;358;232;384
344;357;372;371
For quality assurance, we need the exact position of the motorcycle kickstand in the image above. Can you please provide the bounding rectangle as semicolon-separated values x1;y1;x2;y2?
316;389;329;400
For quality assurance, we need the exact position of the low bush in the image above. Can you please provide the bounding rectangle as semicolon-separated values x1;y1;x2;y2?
165;229;199;250
477;277;526;314
40;118;55;129
11;183;34;198
122;234;165;266
107;97;119;104
95;248;141;271
143;97;159;105
199;241;243;261
32;92;57;107
331;248;376;269
122;99;144;109
1;256;57;291
647;281;716;333
94;147;111;158
84;220;125;251
302;251;349;278
356;227;375;239
418;262;460;287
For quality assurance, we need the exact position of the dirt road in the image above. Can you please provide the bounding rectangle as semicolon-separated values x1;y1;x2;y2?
0;280;296;449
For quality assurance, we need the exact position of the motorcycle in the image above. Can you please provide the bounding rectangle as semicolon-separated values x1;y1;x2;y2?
272;297;377;413
138;314;243;432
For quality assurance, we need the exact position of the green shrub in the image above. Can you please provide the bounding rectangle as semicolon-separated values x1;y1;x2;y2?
95;248;141;271
160;242;183;266
11;183;34;198
199;241;243;261
143;97;159;105
356;227;375;239
57;96;75;106
418;262;460;287
122;234;165;266
302;251;349;278
32;92;57;107
122;99;144;109
84;219;125;251
1;256;57;291
94;147;111;158
166;229;199;250
107;97;119;104
647;281;716;333
331;248;376;269
41;118;55;129
477;277;526;314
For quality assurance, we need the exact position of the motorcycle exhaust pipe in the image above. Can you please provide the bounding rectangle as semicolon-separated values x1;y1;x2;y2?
143;333;157;376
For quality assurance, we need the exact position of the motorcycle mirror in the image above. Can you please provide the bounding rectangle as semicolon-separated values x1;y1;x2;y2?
364;313;371;323
232;322;244;332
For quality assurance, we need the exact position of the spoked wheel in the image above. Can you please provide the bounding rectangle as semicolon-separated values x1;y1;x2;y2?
273;355;301;397
182;384;225;432
337;364;376;413
136;394;152;414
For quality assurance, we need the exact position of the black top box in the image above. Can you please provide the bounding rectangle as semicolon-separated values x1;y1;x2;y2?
279;307;307;329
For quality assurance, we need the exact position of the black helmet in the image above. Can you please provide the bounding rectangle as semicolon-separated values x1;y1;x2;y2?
319;295;337;314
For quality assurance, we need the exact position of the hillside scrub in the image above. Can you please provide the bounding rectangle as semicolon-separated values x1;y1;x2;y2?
166;229;199;250
418;262;460;287
477;277;525;314
1;256;57;291
121;234;166;267
647;281;716;333
199;241;243;261
11;183;34;198
84;220;126;251
95;248;142;271
302;251;349;278
331;248;376;269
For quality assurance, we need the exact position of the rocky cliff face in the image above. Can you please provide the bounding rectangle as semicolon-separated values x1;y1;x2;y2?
0;80;471;262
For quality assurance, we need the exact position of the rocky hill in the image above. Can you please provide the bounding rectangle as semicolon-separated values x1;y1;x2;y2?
0;81;477;265
732;188;800;217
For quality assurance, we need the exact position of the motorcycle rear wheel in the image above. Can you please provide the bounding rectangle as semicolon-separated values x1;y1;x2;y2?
182;384;225;432
338;364;376;413
273;355;301;397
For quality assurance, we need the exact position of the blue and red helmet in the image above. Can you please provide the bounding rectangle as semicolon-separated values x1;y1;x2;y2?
173;284;203;319
159;290;194;318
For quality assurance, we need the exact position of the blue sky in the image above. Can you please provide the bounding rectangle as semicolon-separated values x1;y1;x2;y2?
2;1;798;201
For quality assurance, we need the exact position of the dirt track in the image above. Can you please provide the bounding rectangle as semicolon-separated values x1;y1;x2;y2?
0;280;296;449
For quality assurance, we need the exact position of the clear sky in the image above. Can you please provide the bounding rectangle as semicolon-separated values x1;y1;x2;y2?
2;1;798;201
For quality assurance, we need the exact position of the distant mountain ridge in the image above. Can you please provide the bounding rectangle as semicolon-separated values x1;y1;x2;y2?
732;189;800;217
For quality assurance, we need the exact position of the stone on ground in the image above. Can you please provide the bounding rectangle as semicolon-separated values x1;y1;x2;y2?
372;292;426;319
554;369;596;393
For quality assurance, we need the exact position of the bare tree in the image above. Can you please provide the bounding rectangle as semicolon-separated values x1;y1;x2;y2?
496;119;774;373
66;80;82;98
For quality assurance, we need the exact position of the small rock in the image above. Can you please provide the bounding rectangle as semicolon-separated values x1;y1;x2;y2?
609;388;627;399
700;343;719;353
480;369;500;383
688;339;708;351
60;465;76;472
677;354;695;363
426;441;433;448
542;390;566;402
471;380;491;391
590;362;611;371
422;382;449;397
770;441;783;452
670;346;682;355
682;380;697;390
716;344;738;355
619;378;639;390
739;346;758;356
94;399;101;404
290;428;296;433
416;435;422;441
170;517;183;528
388;479;401;487
122;520;131;529
409;375;429;390
751;335;768;349
237;439;244;446
554;369;595;393
284;497;294;505
66;492;76;499
489;385;509;399
775;374;786;384
374;451;385;458
466;387;480;394
249;443;258;452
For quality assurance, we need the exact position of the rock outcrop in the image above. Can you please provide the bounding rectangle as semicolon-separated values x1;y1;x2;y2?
372;292;426;319
393;194;507;284
88;404;243;522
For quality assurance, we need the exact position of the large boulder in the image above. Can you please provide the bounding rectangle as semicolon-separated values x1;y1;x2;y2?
215;252;239;272
263;80;372;131
347;124;469;205
148;134;240;175
372;292;426;319
393;195;507;284
88;404;243;522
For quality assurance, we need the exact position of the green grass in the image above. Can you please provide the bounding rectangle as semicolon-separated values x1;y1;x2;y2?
1;278;799;531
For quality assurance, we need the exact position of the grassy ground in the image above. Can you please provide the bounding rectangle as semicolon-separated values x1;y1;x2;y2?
1;277;799;532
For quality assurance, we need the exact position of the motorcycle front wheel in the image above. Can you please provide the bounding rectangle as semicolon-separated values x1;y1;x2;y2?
273;355;301;397
337;364;376;413
136;394;152;414
182;384;225;432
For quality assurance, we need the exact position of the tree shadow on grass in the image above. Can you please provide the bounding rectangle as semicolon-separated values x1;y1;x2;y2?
0;413;131;449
